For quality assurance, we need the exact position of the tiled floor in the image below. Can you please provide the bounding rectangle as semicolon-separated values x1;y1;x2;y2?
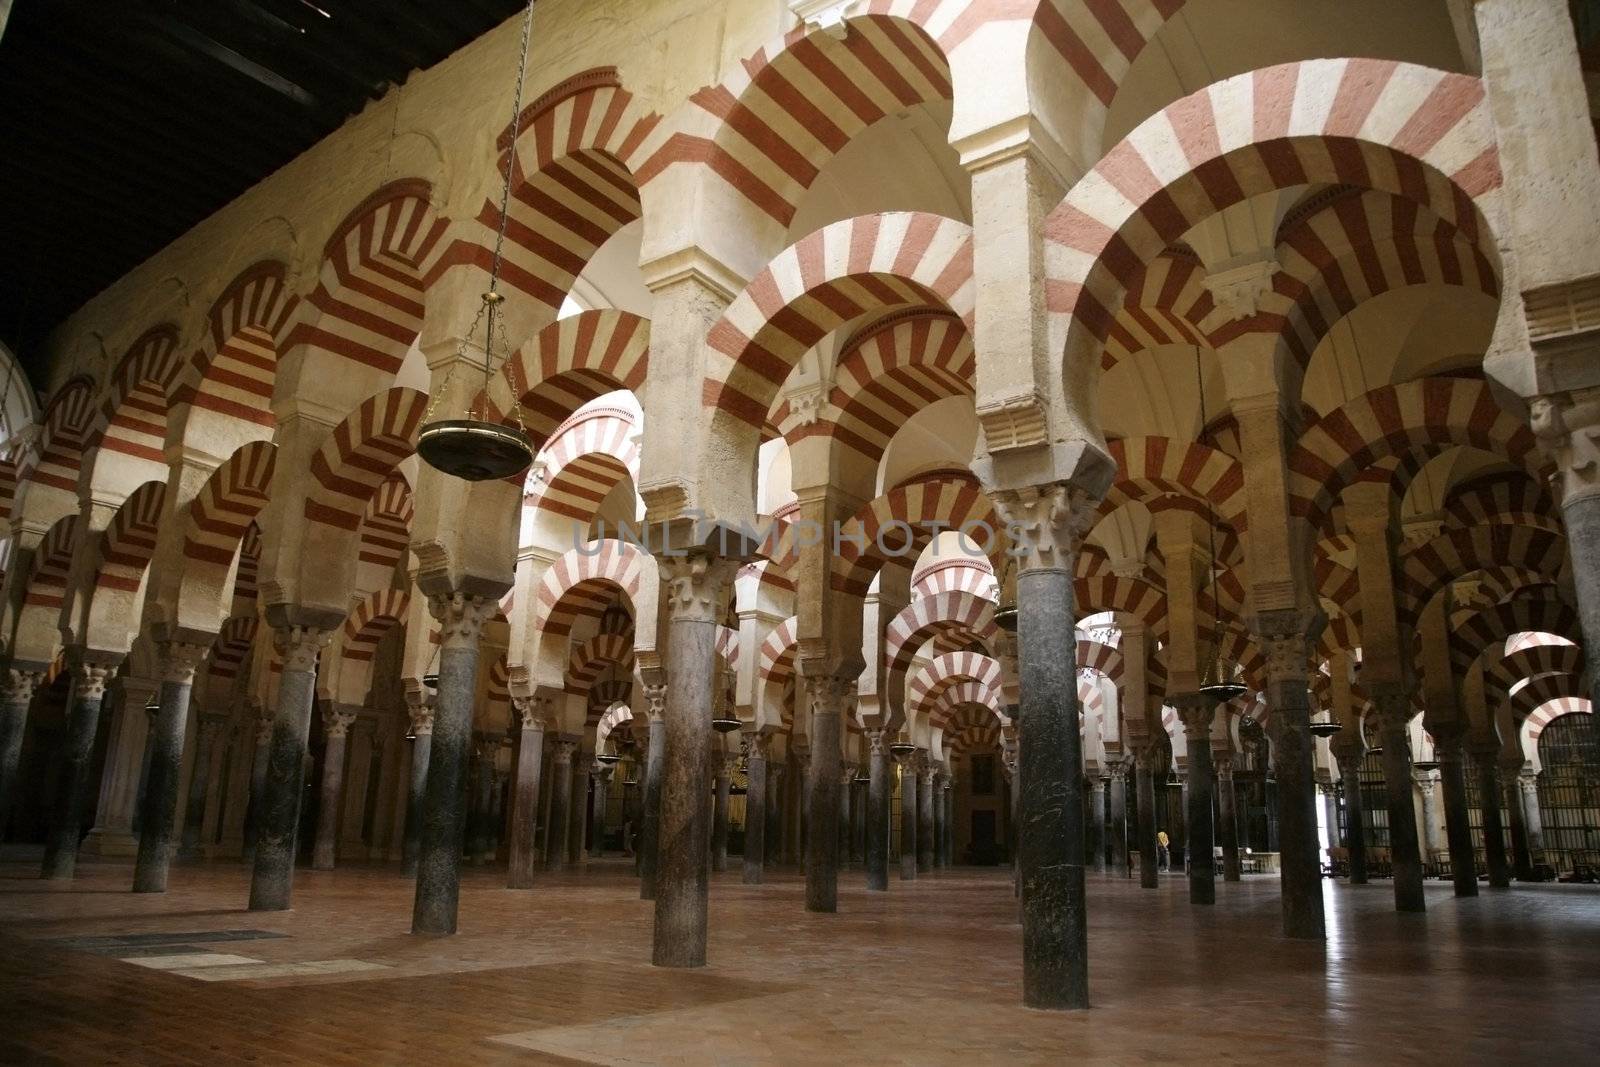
2;855;1597;1064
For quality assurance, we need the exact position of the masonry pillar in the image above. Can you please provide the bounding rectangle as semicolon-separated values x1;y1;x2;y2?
651;550;734;968
801;669;848;912
0;668;44;841
638;690;666;898
1374;695;1426;912
916;758;935;874
403;699;433;877
1519;770;1544;858
942;776;954;867
178;713;225;860
865;730;889;891
711;753;732;873
338;718;375;859
545;738;575;872
242;703;272;864
1178;703;1215;905
851;773;867;868
1134;745;1160;889
508;698;545;888
1472;746;1511;889
42;662;113;880
898;750;919;881
742;733;767;884
133;639;208;894
1502;758;1534;881
84;677;157;859
591;764;611;857
1216;755;1241;882
410;592;494;934
1433;727;1479;897
1108;761;1128;877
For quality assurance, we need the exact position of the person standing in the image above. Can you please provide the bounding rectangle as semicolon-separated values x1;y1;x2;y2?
1157;829;1170;872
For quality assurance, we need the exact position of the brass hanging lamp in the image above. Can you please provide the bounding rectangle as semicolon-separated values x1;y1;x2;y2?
415;0;538;482
1193;345;1247;702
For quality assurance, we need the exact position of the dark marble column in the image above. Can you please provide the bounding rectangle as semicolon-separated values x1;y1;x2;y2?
639;704;666;898
802;670;847;913
402;701;434;877
942;777;954;867
1217;758;1241;882
916;758;935;873
179;713;225;860
836;763;853;869
796;749;811;871
42;663;113;880
591;766;610;857
1375;698;1425;912
312;708;355;870
1087;778;1106;873
1472;747;1511;888
410;593;494;934
1334;742;1368;884
851;774;867;867
651;552;733;969
1258;629;1325;940
764;762;783;870
1006;745;1020;894
865;730;889;891
0;668;45;843
1433;728;1478;897
545;738;576;871
1178;705;1216;905
508;702;545;888
1503;762;1534;881
743;734;767;884
898;751;918;880
1134;745;1159;889
474;744;499;864
712;754;732;873
243;706;272;865
134;640;208;894
1108;762;1128;877
566;746;588;867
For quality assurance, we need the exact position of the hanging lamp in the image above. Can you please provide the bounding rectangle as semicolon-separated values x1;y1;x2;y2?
1192;345;1247;702
1308;717;1343;739
889;736;916;758
415;0;538;483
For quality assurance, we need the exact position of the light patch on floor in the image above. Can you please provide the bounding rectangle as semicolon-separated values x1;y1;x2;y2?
124;953;264;970
171;958;390;982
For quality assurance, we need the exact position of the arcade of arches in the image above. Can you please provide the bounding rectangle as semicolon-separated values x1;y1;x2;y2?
4;0;1600;1061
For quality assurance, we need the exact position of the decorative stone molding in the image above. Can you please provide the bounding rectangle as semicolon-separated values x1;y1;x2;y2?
272;626;329;675
784;380;834;426
1254;628;1312;684
73;664;113;702
554;738;578;760
158;640;209;686
791;0;855;36
1202;256;1280;321
866;728;884;755
427;592;497;651
643;683;667;723
660;551;735;624
989;482;1098;572
322;707;357;740
976;392;1050;453
407;704;436;738
1175;700;1213;742
1530;386;1600;506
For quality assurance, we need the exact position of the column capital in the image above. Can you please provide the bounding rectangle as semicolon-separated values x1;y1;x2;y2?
988;482;1099;572
272;625;330;675
1530;387;1600;506
322;706;357;739
1132;742;1166;773
1249;617;1317;684
158;640;209;685
407;704;436;737
1518;769;1539;795
658;550;736;624
514;693;553;731
427;592;497;651
1174;698;1214;741
554;737;579;760
1369;685;1416;731
866;728;885;755
73;663;114;701
643;682;667;723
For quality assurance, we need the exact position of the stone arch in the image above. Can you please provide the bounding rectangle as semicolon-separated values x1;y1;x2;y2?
301;387;430;557
331;588;410;705
909;650;1002;720
70;479;166;653
8;514;77;664
482;310;650;446
1103;436;1247;534
356;472;414;587
206;614;259;690
172;440;276;633
911;557;996;600
1450;597;1581;678
567;632;634;695
87;325;185;494
531;542;648;689
528;405;639;526
1101;253;1213;370
15;376;96;516
176;259;298;436
884;591;997;681
1443;469;1558;533
831;472;1000;595
1400;525;1567;623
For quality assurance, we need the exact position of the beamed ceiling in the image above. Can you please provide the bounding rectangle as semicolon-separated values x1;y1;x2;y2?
0;0;525;382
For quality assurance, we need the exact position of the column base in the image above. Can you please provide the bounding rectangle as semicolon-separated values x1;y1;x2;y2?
80;828;139;859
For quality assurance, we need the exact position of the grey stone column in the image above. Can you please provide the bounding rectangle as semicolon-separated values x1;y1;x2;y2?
566;746;588;867
943;777;955;866
898;751;919;880
84;679;157;859
1178;704;1216;905
1258;629;1325;940
591;765;610;857
545;738;576;871
764;762;783;870
1416;771;1442;858
1503;761;1534;881
1334;742;1368;884
851;775;867;867
1472;747;1511;889
639;701;666;897
930;769;946;869
795;749;810;869
712;755;732;872
801;669;847;913
402;700;434;877
1434;728;1478;897
1519;771;1544;857
0;668;45;842
472;744;498;864
1374;698;1425;913
410;593;495;935
916;758;935;873
836;763;854;869
1108;762;1128;876
1087;778;1106;873
651;552;734;969
865;730;889;891
508;700;545;888
134;640;209;894
1217;758;1241;882
243;705;272;864
742;734;767;883
42;663;113;880
1134;746;1159;889
178;713;224;859
312;708;355;870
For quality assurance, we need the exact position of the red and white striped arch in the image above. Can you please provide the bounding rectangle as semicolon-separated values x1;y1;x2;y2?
1450;596;1580;677
929;680;1004;732
1524;698;1593;759
9;514;78;663
1074;574;1167;638
303;387;429;535
207;615;259;686
705;212;974;430
884;590;997;680
911;557;996;601
1101;253;1212;370
1443;471;1558;534
758;616;800;686
341;589;411;666
482;310;650;447
231;523;261;618
1290;378;1540;530
94;480;166;596
534;540;644;640
831;473;999;596
357;472;413;583
716;625;739;672
18;377;96;500
527;405;639;522
177;261;297;429
91;325;185;477
284;180;447;377
1400;525;1567;623
1103;436;1247;533
1045;60;1501;373
908;650;1001;720
181;441;276;570
567;632;634;695
942;703;1002;754
1510;671;1588;720
1077;637;1123;683
1494;642;1588;696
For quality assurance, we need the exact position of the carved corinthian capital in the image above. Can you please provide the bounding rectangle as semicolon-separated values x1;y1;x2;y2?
990;482;1098;572
272;626;329;675
73;663;113;702
428;592;497;651
322;706;357;739
643;683;667;722
3;668;45;706
158;640;209;685
659;551;735;624
1530;387;1600;507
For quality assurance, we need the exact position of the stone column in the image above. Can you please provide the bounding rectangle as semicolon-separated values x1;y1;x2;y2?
916;758;936;874
311;707;355;870
865;730;889;891
898;750;918;881
567;746;588;867
1087;778;1106;873
84;678;157;859
1217;756;1241;882
0;667;44;841
802;667;850;912
1107;761;1128;877
508;698;545;888
1178;703;1216;905
851;774;867;868
742;733;767;884
339;718;375;858
712;754;732;873
242;703;272;864
1434;727;1479;897
1472;747;1511;889
1416;771;1442;858
764;762;783;870
1374;695;1425;912
178;713;226;860
1257;627;1325;940
1502;759;1534;881
1333;740;1367;884
545;738;576;871
795;748;810;868
638;690;666;898
410;592;494;935
133;640;208;894
42;662;113;880
591;764;610;857
651;551;734;969
836;763;854;870
1134;745;1160;889
943;776;954;867
1519;771;1544;858
403;699;434;877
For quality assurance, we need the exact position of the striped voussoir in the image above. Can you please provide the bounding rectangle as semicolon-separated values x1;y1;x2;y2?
758;616;799;689
206;615;259;684
1045;59;1502;363
482;309;650;447
486;656;512;717
1076;638;1123;684
911;557;996;601
95;480;167;595
93;326;184;469
704;212;974;430
1448;567;1558;630
830;472;998;596
527;406;639;522
586;676;632;722
534;541;643;640
231;523;262;615
928;680;1003;732
715;626;739;672
908;650;1002;722
284;180;447;378
181;441;276;568
884;591;996;682
1450;597;1581;678
22;514;79;611
177;260;298;428
1523;698;1593;752
566;632;634;694
1320;611;1360;658
1399;525;1568;624
1288;377;1540;530
1101;253;1211;371
341;589;411;665
942;704;1001;755
1104;436;1247;534
1492;643;1589;698
302;388;429;534
18;377;96;495
358;473;414;576
1443;470;1559;534
1314;555;1363;618
1513;673;1590;721
1073;575;1167;642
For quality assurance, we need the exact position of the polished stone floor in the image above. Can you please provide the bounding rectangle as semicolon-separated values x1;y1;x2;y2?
1;853;1596;1065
